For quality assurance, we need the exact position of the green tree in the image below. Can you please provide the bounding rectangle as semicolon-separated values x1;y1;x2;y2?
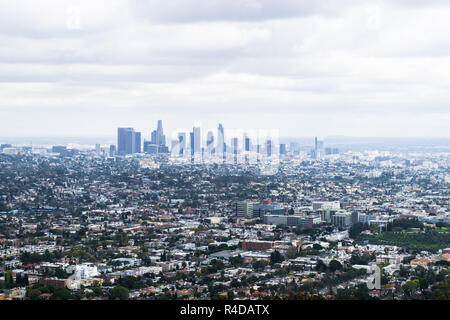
4;270;14;289
110;285;130;300
53;288;73;300
28;288;42;300
270;250;284;265
403;279;419;298
312;243;323;251
286;246;298;259
329;260;343;273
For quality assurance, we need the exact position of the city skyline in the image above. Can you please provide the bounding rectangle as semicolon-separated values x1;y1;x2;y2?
1;0;449;307
1;1;450;138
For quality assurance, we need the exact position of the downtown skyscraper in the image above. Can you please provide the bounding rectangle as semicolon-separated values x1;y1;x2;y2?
146;120;168;154
217;123;225;158
151;120;166;149
117;128;141;155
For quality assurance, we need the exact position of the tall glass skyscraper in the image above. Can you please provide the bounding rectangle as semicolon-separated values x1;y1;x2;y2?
217;124;225;157
151;120;166;149
117;128;141;155
206;131;214;154
192;126;201;154
178;132;186;155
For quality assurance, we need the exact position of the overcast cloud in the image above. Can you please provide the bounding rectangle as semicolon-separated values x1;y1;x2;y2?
0;0;449;138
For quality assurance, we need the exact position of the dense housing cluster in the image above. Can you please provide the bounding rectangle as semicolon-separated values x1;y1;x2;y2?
0;144;449;300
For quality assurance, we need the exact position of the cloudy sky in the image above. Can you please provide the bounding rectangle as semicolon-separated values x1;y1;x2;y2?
1;0;450;139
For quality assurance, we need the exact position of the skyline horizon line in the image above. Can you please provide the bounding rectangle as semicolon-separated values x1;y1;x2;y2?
2;134;450;140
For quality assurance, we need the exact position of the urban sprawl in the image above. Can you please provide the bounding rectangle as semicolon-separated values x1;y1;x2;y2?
0;121;449;300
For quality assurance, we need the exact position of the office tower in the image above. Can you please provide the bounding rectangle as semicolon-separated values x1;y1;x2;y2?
118;128;141;155
217;123;225;157
236;201;254;218
190;131;194;156
192;127;201;154
317;140;324;151
313;136;324;159
151;130;158;145
231;137;239;155
245;137;251;152
314;136;318;152
118;128;131;155
143;140;158;154
266;139;272;157
150;120;166;153
109;145;116;157
134;132;141;153
289;142;299;155
332;212;351;227
314;137;318;159
231;137;238;163
178;132;186;155
325;147;339;155
95;144;101;155
118;128;134;155
52;146;67;155
156;120;166;148
279;143;286;156
206;131;214;154
158;145;169;153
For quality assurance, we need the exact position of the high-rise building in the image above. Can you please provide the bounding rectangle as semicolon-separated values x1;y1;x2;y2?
156;120;166;147
134;132;141;153
206;131;214;154
150;120;166;152
236;201;254;218
52;146;67;155
313;201;341;211
143;140;158;154
118;128;141;155
325;147;339;155
266;139;272;157
253;202;285;218
192;126;201;154
109;145;116;157
279;143;286;156
289;142;299;154
231;137;239;163
151;130;158;145
245;137;251;152
118;128;132;155
190;131;194;156
314;136;318;153
217;124;225;157
231;137;239;155
332;212;351;227
178;132;186;155
313;136;324;159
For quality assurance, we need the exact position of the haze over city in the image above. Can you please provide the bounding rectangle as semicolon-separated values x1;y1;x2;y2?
1;0;450;309
1;0;450;138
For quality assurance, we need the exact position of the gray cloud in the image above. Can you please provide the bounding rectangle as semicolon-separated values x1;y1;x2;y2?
0;0;449;138
130;0;356;23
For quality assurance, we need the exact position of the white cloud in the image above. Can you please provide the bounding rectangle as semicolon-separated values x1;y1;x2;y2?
0;0;449;138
